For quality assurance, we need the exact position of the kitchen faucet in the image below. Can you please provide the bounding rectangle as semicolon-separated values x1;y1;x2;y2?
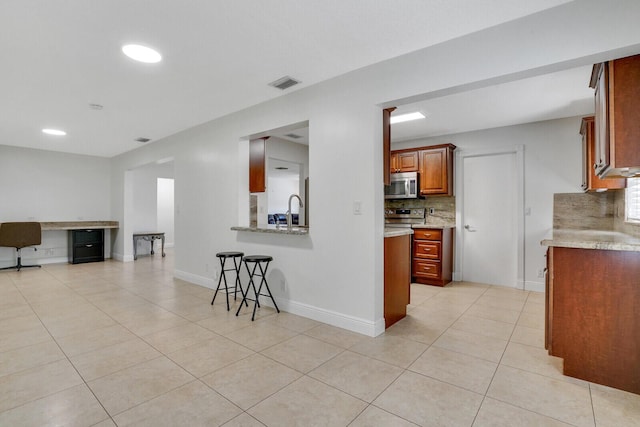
286;194;304;230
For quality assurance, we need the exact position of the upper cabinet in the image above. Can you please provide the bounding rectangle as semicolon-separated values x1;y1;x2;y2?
249;137;267;193
390;150;419;173
590;54;640;179
580;116;625;192
418;144;456;196
389;143;456;196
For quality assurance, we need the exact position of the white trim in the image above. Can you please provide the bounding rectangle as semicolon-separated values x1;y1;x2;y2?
174;269;215;289
455;145;525;290
268;297;384;337
173;269;383;337
524;280;545;293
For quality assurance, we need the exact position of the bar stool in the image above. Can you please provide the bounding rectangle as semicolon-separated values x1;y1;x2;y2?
236;255;280;321
211;251;246;311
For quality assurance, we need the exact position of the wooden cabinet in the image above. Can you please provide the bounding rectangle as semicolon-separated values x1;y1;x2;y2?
249;137;267;193
390;150;419;173
412;227;453;286
418;144;455;196
580;116;625;192
590;55;640;178
384;234;411;328
546;246;640;394
69;229;104;264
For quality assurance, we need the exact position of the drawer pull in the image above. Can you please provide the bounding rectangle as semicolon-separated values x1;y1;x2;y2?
85;244;93;248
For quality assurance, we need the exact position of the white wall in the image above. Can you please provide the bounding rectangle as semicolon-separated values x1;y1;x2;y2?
157;178;175;246
0;145;111;265
130;162;174;257
393;116;583;291
108;1;640;336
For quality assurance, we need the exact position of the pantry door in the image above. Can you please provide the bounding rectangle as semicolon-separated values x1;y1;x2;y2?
458;147;523;288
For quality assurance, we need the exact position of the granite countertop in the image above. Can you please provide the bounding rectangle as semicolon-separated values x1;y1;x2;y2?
231;226;309;235
541;229;640;252
412;223;455;229
384;228;414;238
40;221;119;230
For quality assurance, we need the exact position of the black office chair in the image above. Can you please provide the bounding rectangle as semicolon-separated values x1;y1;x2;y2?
0;222;42;271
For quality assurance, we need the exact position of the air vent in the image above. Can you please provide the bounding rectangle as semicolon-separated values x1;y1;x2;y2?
135;137;151;143
284;133;302;139
268;76;301;90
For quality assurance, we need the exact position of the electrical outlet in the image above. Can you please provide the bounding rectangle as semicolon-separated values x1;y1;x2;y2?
280;279;286;291
537;269;545;278
429;208;435;215
205;263;209;272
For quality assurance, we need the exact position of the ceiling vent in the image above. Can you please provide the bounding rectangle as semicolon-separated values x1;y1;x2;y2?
284;133;302;139
135;137;151;143
269;76;301;90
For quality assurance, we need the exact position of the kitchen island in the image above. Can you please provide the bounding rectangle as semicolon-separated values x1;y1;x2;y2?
542;229;640;394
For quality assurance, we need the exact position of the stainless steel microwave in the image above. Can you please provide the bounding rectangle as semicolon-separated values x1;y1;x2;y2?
385;172;419;199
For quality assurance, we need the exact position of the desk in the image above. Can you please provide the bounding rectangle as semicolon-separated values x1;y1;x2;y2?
133;232;165;260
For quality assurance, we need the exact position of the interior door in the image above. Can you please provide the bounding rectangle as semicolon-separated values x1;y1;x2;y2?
462;152;518;287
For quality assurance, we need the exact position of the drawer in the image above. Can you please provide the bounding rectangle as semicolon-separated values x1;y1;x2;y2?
72;243;104;263
413;259;441;279
72;229;104;244
413;241;441;259
413;229;442;241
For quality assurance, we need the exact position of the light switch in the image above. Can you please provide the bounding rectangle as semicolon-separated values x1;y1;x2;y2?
525;207;531;216
353;200;362;215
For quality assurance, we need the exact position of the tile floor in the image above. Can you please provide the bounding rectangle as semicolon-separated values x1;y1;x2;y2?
1;251;639;426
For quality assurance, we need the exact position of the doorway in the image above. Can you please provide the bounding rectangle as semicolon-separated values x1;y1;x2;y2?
456;146;524;288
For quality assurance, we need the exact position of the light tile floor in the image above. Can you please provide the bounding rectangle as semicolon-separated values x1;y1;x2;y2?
1;251;639;426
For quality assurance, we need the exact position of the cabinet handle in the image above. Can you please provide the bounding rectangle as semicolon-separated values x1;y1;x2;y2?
593;164;597;169
85;244;93;248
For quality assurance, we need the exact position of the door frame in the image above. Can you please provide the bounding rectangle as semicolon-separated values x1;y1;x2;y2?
454;145;525;289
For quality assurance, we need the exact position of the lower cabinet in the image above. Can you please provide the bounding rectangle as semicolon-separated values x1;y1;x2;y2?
546;246;640;394
412;228;453;286
384;234;411;328
69;229;104;264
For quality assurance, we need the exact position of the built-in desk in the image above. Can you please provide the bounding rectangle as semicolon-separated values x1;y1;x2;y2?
40;221;119;231
38;221;119;264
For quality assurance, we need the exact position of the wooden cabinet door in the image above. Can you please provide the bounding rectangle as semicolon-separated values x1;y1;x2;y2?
397;151;419;172
419;147;451;195
249;137;267;193
593;63;609;176
390;150;418;173
580;116;625;191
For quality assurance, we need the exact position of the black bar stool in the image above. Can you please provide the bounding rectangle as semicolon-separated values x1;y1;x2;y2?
236;255;280;321
211;251;246;311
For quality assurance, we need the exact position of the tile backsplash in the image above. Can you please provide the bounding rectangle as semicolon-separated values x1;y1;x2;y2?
553;190;640;236
386;196;455;225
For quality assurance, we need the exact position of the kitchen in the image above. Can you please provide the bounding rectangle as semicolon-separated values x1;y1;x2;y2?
381;56;640;395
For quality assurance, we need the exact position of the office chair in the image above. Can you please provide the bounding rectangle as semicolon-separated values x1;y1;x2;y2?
0;222;42;271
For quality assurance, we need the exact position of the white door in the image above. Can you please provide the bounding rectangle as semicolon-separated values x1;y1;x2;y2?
462;152;518;287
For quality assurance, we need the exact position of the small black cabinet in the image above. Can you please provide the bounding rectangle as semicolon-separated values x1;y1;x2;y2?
69;229;104;264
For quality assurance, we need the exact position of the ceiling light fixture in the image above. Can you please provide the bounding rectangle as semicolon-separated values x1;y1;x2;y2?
122;44;162;63
42;128;67;136
390;112;426;124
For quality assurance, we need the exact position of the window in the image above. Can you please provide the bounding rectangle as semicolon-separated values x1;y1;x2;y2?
626;177;640;223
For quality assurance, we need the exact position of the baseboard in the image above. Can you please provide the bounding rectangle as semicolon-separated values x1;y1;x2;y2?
524;280;545;293
452;271;462;281
172;270;383;337
174;269;215;289
112;253;133;262
263;297;383;337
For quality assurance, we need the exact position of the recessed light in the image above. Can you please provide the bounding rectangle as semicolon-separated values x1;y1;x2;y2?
122;44;162;63
42;128;67;136
390;112;426;124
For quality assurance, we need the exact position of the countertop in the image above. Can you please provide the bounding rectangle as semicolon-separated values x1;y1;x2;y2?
231;225;309;235
412;223;455;229
384;228;414;238
40;221;119;231
541;229;640;252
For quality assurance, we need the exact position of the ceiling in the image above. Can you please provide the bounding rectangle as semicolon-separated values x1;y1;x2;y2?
390;65;595;142
0;0;572;158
